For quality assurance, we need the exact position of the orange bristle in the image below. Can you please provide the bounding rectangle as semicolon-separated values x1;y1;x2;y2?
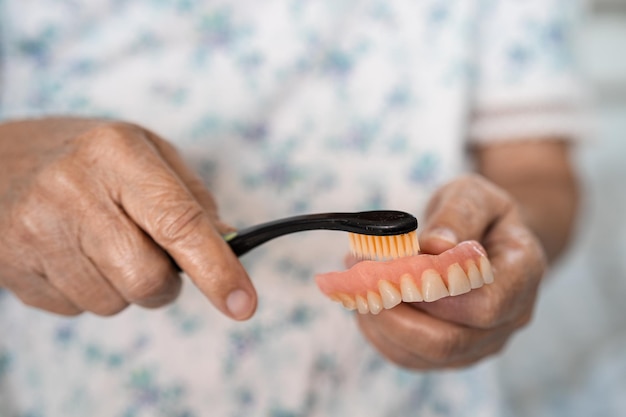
349;230;420;261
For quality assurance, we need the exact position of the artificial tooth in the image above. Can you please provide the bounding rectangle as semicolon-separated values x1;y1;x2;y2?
479;256;495;284
421;269;449;302
336;293;357;310
356;295;370;314
446;263;471;296
367;291;383;315
466;261;484;289
400;273;423;302
378;280;402;309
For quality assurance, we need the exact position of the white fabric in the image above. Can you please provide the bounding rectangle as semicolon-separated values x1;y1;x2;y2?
0;1;584;416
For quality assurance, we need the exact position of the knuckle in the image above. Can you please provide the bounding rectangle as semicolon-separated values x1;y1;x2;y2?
123;272;173;303
153;204;205;246
5;166;93;251
137;280;182;308
455;195;483;219
77;122;147;161
473;295;507;329
426;329;467;364
472;282;534;330
96;226;143;268
35;162;85;204
37;159;76;187
47;272;129;317
97;231;179;304
82;122;144;145
0;218;50;275
17;292;83;316
386;351;423;371
474;310;502;329
7;198;47;243
90;299;129;317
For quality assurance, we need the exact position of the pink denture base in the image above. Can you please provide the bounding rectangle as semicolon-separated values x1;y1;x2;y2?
315;240;490;301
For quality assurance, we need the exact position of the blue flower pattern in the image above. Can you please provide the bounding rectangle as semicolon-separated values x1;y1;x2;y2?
0;0;580;415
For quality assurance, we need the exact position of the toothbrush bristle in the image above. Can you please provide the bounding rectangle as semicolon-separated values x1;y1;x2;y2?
349;230;420;261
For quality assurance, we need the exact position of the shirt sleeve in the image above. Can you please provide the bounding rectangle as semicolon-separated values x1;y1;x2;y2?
468;0;589;144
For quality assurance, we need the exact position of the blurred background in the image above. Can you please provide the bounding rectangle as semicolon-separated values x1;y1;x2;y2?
499;0;626;415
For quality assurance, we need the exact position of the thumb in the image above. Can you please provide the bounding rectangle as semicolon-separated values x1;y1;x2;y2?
419;175;513;255
418;226;459;255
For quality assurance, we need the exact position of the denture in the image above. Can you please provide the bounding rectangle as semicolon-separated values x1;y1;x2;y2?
315;240;494;314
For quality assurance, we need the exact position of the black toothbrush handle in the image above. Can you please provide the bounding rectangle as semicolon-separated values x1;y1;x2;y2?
225;211;417;257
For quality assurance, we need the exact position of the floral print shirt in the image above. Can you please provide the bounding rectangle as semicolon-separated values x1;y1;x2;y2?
0;0;583;416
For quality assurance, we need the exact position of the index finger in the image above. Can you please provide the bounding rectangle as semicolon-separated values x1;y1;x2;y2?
357;304;504;368
83;124;257;320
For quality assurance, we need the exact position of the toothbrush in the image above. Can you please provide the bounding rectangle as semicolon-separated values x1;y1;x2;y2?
224;210;419;260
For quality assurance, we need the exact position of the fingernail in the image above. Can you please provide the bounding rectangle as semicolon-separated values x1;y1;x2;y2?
226;289;253;319
424;227;458;245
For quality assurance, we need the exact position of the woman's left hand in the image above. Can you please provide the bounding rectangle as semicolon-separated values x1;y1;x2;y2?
356;174;546;369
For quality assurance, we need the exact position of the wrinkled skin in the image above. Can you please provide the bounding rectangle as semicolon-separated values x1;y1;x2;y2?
0;118;256;319
0;118;578;369
355;140;579;369
356;175;545;369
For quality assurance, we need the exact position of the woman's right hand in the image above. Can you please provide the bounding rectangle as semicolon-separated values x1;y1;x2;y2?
0;118;257;319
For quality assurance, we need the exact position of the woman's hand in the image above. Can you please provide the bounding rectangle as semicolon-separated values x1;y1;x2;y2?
356;174;547;369
0;118;257;319
355;140;579;369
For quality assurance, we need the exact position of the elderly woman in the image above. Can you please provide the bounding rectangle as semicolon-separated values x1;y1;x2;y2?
0;1;583;416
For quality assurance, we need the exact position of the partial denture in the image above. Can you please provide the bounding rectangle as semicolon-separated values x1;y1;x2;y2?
316;240;494;315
